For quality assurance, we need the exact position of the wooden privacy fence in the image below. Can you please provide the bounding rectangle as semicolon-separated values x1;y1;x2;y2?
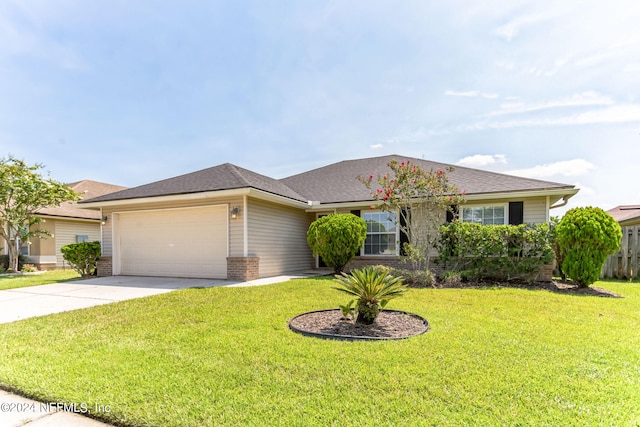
601;226;640;280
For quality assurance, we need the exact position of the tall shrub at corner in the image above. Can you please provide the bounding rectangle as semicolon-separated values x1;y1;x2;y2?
61;241;101;278
555;207;622;287
307;214;367;274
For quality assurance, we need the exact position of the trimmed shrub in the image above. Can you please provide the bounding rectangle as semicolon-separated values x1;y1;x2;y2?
436;222;554;282
390;268;436;287
307;214;367;274
555;207;622;287
439;270;463;287
61;241;101;278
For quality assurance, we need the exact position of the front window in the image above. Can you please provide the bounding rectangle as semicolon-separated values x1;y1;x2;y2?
363;211;397;255
462;205;506;225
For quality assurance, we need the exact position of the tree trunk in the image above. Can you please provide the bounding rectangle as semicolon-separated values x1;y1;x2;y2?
7;240;19;272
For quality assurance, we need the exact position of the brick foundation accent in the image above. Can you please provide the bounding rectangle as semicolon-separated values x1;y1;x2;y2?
227;257;260;281
97;256;113;277
345;256;407;272
536;260;555;282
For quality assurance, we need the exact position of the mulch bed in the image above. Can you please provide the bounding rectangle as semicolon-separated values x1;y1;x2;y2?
422;279;624;298
289;309;429;341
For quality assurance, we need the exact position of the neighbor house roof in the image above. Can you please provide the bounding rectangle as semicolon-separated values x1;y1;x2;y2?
80;155;578;207
36;180;127;220
607;205;640;226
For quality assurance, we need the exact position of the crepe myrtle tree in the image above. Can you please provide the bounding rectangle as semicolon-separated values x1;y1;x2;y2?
359;159;465;270
0;156;80;272
307;213;367;274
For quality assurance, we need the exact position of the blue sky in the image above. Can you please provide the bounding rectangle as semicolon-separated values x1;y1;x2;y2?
2;1;639;216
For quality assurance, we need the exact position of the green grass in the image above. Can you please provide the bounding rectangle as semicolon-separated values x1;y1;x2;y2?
0;270;80;290
0;278;639;426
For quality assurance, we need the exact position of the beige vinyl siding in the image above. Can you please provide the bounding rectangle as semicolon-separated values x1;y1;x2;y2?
30;220;56;257
55;220;101;267
522;198;547;224
247;198;315;277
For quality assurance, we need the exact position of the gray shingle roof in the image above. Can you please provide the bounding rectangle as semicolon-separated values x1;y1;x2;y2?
82;163;308;203
280;155;576;203
82;155;576;205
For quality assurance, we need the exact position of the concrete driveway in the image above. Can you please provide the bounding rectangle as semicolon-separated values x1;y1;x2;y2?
0;272;324;325
0;276;229;325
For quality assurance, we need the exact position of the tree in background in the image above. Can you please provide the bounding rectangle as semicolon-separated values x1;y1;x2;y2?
555;206;622;287
307;213;367;274
0;156;80;272
360;159;465;270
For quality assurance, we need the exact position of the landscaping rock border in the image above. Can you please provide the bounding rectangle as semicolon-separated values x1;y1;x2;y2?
288;309;429;341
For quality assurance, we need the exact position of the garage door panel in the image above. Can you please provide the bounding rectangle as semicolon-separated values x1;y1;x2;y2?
118;206;227;278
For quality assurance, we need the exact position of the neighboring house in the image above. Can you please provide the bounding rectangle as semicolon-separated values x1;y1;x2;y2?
79;155;578;280
607;205;640;226
25;180;127;270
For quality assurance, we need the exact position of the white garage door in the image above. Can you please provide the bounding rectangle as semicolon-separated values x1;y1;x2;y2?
118;206;228;278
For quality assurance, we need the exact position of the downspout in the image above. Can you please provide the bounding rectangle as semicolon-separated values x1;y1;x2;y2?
549;196;570;210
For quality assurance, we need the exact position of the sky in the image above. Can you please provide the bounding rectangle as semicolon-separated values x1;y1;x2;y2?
1;0;639;216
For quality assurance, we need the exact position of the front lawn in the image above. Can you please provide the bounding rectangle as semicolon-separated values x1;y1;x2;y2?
0;270;80;291
0;278;638;426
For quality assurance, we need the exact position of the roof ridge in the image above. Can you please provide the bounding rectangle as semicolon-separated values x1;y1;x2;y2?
224;163;252;187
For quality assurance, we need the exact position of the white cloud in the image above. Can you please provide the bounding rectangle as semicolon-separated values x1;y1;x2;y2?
457;103;640;131
493;13;549;42
456;154;507;168
486;91;615;117
370;143;384;150
506;159;596;179
445;90;498;99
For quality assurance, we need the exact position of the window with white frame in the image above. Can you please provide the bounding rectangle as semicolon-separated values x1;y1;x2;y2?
461;205;507;225
362;211;397;255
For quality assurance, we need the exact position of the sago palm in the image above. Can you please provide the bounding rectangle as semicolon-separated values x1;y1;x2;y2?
333;266;407;325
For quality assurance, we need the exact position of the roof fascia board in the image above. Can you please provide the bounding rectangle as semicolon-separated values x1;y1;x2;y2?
77;188;254;208
77;187;310;210
246;188;311;209
36;214;100;223
305;188;579;211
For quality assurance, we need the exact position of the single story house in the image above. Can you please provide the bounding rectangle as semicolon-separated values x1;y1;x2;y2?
24;180;127;270
79;155;578;280
607;205;640;227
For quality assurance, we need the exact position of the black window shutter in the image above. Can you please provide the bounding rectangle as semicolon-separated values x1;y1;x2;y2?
508;202;524;225
399;208;410;256
351;210;362;256
446;205;459;223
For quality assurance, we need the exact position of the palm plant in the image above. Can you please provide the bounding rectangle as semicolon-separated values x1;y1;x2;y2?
333;266;408;325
